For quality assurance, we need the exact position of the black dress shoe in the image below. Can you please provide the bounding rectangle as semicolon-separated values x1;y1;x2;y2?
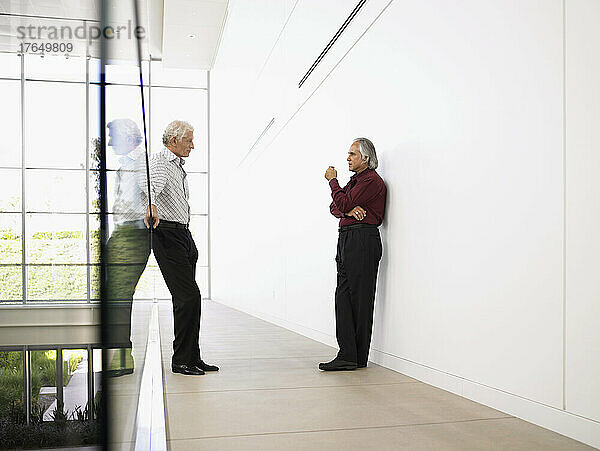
318;358;357;371
357;363;367;368
196;360;219;372
172;363;205;375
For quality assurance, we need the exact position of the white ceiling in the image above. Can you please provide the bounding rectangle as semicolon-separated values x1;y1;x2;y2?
0;0;101;21
162;0;228;69
0;0;229;69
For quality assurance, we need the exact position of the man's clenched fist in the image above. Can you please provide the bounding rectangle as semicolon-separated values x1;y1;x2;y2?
145;204;160;229
325;166;337;181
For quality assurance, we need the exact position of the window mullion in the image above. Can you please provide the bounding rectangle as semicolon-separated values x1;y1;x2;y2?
85;30;91;304
21;53;27;304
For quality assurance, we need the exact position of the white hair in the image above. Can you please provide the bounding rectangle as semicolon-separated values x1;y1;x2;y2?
162;120;194;147
107;118;143;147
354;137;378;169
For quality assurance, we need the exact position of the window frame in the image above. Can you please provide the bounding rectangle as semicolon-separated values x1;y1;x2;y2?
0;48;210;304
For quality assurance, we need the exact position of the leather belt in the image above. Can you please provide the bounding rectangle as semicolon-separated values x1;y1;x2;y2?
158;220;189;229
339;223;378;233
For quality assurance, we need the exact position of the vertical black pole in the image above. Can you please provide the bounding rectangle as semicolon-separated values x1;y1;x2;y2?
99;1;109;448
56;347;63;413
23;345;30;424
87;345;94;421
133;0;153;226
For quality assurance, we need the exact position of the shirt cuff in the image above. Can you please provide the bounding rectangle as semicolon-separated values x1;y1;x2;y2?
329;178;340;191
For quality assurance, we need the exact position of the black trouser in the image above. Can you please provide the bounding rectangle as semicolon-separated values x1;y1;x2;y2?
105;221;151;348
152;222;201;366
335;224;382;366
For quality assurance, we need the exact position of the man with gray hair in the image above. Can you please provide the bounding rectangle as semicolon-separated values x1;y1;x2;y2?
144;120;218;376
320;138;387;371
104;119;150;377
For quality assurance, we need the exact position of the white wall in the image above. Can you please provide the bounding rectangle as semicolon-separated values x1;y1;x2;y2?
565;0;600;428
209;0;600;447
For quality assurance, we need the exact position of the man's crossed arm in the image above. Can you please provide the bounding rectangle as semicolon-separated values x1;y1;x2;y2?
325;166;367;221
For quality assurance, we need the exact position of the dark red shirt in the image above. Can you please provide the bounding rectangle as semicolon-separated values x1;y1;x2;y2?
329;168;387;227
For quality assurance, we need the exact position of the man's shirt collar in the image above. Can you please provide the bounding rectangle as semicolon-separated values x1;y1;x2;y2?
351;168;372;181
118;147;143;166
163;147;185;165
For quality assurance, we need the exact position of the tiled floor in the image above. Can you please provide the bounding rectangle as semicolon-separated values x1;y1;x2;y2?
158;300;592;450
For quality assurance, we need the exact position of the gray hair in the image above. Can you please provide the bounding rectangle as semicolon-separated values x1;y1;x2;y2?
354;137;378;169
107;119;142;148
162;120;194;147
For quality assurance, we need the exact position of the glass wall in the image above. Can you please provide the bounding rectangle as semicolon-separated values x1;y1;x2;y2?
0;349;25;423
0;346;100;447
0;11;209;449
0;51;209;304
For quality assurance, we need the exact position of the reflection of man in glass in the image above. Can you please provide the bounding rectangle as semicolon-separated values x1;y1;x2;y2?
105;119;151;377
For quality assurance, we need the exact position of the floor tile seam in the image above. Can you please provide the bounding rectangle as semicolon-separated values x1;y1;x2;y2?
159;356;338;361
165;416;515;442
163;380;420;395
109;393;141;399
223;334;315;339
162;343;334;347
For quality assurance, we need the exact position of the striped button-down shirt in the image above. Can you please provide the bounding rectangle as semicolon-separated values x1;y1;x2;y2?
147;148;190;224
113;147;148;224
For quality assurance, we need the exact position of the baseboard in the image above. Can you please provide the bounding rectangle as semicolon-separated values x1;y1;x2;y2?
212;298;600;449
369;348;600;449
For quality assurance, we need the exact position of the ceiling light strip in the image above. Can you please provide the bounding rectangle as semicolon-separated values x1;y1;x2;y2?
298;0;367;88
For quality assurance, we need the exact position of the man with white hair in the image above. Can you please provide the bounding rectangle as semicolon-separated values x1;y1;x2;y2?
104;118;150;377
320;138;387;371
144;120;218;376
